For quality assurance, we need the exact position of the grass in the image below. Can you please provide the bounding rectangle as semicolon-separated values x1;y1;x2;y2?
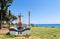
0;27;60;39
23;34;30;38
30;27;60;39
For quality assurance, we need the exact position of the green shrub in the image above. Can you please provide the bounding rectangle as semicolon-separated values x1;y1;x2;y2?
51;26;55;28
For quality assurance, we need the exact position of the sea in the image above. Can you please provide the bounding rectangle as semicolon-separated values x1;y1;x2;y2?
34;24;60;28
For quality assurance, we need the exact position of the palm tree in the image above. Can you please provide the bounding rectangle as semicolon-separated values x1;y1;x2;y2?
0;0;13;29
3;10;17;28
8;10;17;27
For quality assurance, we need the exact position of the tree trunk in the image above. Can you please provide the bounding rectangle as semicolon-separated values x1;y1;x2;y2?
8;21;10;28
0;21;2;29
0;21;1;29
0;13;2;29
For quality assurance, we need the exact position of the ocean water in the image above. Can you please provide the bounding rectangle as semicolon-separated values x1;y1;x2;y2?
34;24;60;28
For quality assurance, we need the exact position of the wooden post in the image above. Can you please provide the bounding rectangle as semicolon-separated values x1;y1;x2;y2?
28;11;30;26
18;13;23;27
20;13;22;23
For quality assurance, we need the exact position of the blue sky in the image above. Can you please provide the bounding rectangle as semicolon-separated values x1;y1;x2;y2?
9;0;60;24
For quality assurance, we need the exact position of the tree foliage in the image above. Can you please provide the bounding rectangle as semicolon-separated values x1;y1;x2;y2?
0;0;13;20
0;0;13;29
3;10;17;22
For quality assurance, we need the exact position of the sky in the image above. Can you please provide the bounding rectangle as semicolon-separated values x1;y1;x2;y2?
9;0;60;24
